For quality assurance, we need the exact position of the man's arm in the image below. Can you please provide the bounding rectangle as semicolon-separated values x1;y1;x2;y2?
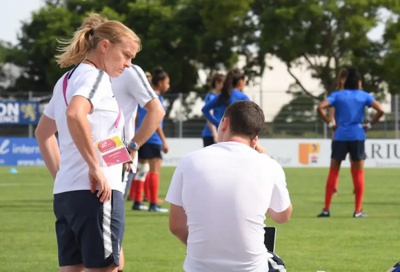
35;115;60;179
267;160;292;224
169;203;188;245
268;204;293;224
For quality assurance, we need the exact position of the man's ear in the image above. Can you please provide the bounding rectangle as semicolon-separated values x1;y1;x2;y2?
250;136;258;149
220;117;229;132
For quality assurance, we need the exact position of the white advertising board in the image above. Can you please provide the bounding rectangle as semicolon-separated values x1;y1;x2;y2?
162;138;400;168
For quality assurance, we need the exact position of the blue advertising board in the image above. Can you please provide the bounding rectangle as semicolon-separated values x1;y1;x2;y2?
0;137;45;166
0;101;40;125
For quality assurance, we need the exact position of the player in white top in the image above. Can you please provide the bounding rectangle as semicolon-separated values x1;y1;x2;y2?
166;100;293;272
113;65;164;183
35;14;141;272
112;65;165;271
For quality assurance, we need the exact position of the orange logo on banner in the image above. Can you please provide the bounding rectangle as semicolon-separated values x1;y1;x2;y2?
298;143;320;165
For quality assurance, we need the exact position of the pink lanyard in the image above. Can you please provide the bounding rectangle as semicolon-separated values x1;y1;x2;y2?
62;70;121;129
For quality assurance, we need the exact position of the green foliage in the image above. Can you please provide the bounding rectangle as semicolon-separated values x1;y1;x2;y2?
382;5;400;94
4;4;80;93
2;0;253;94
256;0;389;97
2;0;400;106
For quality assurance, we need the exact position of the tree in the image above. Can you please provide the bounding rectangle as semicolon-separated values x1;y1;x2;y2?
4;4;80;93
382;7;400;94
4;0;253;96
0;42;10;92
272;85;318;136
255;0;390;99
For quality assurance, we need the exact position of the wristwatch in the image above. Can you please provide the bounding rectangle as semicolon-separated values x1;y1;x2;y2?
128;141;140;151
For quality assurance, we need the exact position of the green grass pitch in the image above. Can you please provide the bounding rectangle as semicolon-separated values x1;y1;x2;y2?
0;167;399;272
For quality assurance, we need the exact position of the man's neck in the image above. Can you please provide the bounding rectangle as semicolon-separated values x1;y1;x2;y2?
224;136;251;146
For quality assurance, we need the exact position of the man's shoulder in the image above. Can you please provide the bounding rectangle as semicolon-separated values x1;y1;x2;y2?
255;152;281;167
178;145;220;165
182;146;212;160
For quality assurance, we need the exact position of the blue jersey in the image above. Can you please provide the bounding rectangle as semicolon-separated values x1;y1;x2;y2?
201;92;218;137
136;95;164;145
201;89;250;127
327;90;374;141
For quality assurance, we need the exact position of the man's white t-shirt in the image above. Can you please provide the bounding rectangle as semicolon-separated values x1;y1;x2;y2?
44;63;125;194
166;141;291;272
111;64;158;171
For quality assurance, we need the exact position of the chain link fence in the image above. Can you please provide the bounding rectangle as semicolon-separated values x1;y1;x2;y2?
1;91;399;139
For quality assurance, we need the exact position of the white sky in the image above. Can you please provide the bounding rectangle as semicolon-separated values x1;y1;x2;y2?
0;1;393;120
0;0;45;45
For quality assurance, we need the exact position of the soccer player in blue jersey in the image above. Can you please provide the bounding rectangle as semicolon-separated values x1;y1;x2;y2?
329;68;348;195
130;66;169;213
201;73;224;147
316;67;384;218
202;68;249;128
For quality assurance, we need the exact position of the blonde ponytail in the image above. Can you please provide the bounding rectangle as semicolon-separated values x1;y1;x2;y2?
55;13;141;68
80;13;108;29
55;28;92;68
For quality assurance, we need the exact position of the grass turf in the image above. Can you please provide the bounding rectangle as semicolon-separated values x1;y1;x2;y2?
0;166;399;272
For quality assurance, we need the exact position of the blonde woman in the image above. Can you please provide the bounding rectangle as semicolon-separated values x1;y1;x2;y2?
36;14;141;272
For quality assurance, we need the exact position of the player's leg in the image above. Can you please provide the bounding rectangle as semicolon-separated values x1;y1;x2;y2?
148;157;163;211
318;141;346;217
79;191;125;271
331;139;339;195
85;264;118;272
54;193;85;272
132;159;150;210
148;145;168;212
349;140;367;217
144;173;151;203
60;266;84;272
117;247;124;272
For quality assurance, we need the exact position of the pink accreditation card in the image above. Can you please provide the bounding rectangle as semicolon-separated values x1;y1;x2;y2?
95;135;131;167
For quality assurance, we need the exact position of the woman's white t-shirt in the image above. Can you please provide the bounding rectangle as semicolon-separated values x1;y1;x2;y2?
44;63;125;194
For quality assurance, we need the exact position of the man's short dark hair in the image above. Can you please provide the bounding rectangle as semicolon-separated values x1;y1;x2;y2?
223;100;265;140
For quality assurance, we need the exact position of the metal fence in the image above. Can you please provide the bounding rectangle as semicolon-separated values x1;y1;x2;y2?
1;91;399;139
